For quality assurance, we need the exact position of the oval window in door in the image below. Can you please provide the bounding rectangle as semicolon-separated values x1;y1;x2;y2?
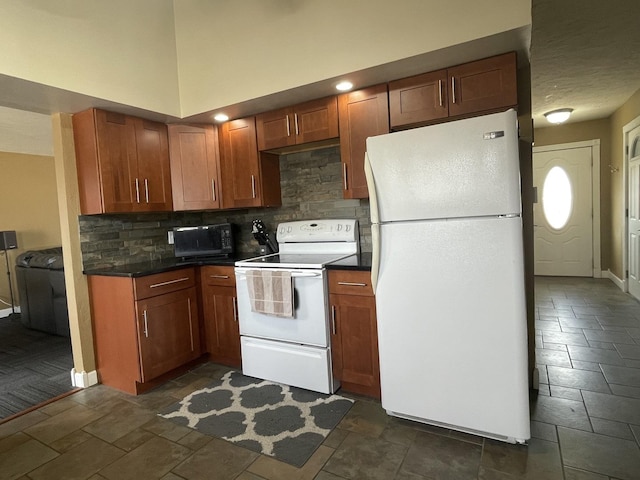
542;166;573;230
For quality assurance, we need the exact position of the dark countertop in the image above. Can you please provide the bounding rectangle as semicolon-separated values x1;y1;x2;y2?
325;252;372;271
84;252;373;278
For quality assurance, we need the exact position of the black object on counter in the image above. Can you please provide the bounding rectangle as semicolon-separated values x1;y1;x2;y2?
252;220;278;255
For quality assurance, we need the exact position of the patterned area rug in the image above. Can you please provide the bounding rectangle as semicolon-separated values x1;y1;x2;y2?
159;370;353;467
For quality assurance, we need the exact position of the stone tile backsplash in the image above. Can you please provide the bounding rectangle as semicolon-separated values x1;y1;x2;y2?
79;146;371;270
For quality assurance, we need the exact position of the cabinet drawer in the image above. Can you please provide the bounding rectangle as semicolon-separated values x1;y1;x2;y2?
134;268;196;300
201;265;236;287
328;270;373;296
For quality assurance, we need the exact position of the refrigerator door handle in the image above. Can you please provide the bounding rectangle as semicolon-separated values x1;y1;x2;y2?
364;153;379;225
364;153;380;293
370;223;380;294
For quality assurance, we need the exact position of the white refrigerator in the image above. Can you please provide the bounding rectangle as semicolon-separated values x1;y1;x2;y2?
364;109;530;444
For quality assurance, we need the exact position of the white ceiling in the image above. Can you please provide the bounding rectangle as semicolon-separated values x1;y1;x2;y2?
1;0;639;156
531;0;640;126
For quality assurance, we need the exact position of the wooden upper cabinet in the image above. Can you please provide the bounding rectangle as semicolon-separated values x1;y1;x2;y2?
389;69;448;129
218;117;282;209
256;96;339;151
447;51;517;117
338;84;390;199
73;108;172;214
133;118;172;212
389;52;517;129
168;124;222;211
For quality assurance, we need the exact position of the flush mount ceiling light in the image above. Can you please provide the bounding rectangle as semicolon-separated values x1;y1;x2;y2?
335;81;353;92
544;108;573;124
213;113;229;122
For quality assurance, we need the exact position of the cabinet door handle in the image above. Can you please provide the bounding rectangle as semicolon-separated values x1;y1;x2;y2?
211;179;217;202
343;163;348;191
135;178;140;203
451;77;456;104
294;113;299;135
286;114;291;137
143;310;149;337
144;178;149;203
251;175;256;198
337;281;367;287
331;305;336;335
188;297;194;351
149;277;189;288
438;79;443;107
210;274;230;279
233;297;238;322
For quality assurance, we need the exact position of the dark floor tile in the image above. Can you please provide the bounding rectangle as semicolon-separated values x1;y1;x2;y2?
547;365;610;393
530;394;591;431
560;318;603;330
530;421;557;442
0;438;59;479
584;330;636;345
615;343;640;360
542;331;588;346
597;316;640;328
99;436;192;480
570;360;602;373
399;430;481;480
82;399;158;443
609;383;640;399
337;399;390;438
172;437;258;480
23;404;105;445
536;320;561;332
600;364;640;388
582;390;640;424
246;444;333;480
549;385;583;401
323;431;407;480
480;437;563;479
558;426;640;480
564;466;609;479
567;345;627;366
590;417;634;440
27;436;124;480
535;348;572;368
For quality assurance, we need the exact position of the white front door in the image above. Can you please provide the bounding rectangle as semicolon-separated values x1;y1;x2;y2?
533;146;593;276
627;125;640;300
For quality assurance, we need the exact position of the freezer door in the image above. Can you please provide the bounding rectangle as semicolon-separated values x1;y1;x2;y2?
365;109;521;222
375;216;530;442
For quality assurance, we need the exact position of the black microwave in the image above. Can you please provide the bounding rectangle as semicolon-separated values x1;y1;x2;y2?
173;223;235;258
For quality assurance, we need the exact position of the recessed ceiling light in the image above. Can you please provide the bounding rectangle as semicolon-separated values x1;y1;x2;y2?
544;108;573;124
335;81;353;92
214;113;229;122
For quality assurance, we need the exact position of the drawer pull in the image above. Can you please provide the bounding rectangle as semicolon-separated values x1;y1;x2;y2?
143;310;149;338
233;297;238;322
331;305;336;335
210;275;230;279
149;277;190;288
337;281;367;287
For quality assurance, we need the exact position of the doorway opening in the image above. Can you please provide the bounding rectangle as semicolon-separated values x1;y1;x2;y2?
533;140;601;277
624;115;640;301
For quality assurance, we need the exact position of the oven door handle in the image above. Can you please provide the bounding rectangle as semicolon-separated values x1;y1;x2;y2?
235;268;323;278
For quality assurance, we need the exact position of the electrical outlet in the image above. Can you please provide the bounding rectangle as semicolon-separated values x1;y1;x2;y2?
167;230;174;245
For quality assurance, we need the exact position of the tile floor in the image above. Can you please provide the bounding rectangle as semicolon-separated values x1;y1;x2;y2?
1;276;640;479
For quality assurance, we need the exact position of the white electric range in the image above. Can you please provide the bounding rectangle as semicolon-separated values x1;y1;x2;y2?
234;219;359;393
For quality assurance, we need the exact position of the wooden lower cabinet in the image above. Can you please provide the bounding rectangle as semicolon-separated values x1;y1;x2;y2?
200;266;241;368
328;270;380;398
88;268;201;394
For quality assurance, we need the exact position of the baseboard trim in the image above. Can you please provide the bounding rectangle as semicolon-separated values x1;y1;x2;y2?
71;368;99;388
603;270;625;292
0;306;21;318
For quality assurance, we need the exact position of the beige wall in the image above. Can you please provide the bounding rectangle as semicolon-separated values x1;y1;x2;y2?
0;0;530;118
174;0;531;117
609;87;640;278
0;0;180;116
0;151;62;307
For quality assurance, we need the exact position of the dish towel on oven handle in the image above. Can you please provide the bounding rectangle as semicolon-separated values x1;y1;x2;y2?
246;269;294;318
